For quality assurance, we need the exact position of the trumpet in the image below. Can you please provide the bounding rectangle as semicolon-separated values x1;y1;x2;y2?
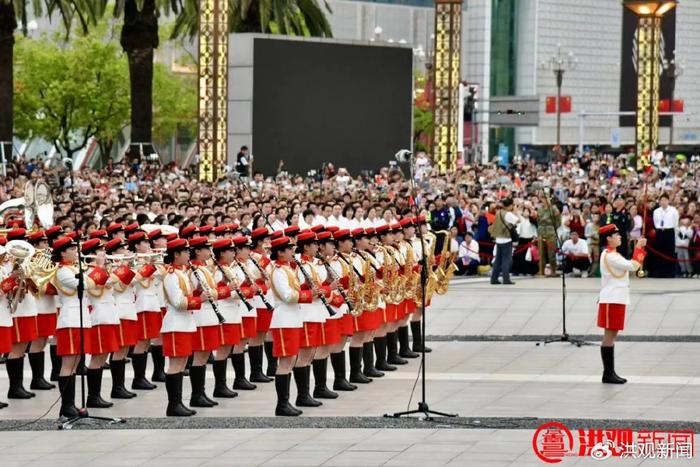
134;252;165;265
83;253;135;262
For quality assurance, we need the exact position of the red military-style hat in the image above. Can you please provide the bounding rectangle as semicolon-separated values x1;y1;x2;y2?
326;225;340;233
65;231;79;240
90;229;109;240
199;225;213;236
214;225;229;235
7;219;24;229
228;223;240;232
188;236;209;249
124;222;140;233
333;229;351;241
365;227;376;237
390;222;402;231
251;227;269;241
81;238;102;254
128;231;148;245
283;226;300;237
296;231;317;245
270;230;283;240
180;224;198;239
107;223;124;234
105;238;124;254
52;236;75;252
399;217;414;228
166;238;188;254
27;230;47;244
212;238;234;251
147;229;164;241
599;224;619;235
375;224;391;235
271;236;293;251
310;225;324;233
316;231;333;242
351;228;367;238
232;236;252;248
6;228;26;241
414;215;428;225
45;226;63;240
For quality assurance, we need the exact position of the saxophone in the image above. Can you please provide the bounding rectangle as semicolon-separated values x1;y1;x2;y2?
402;241;417;301
435;231;458;295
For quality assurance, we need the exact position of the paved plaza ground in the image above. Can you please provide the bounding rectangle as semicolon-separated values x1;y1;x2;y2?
1;277;698;466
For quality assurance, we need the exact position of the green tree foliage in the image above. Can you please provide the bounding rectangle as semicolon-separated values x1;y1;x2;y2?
151;62;197;146
13;33;130;159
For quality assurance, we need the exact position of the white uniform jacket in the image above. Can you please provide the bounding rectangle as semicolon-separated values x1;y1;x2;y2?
161;266;201;333
86;266;120;326
190;262;227;327
599;248;642;305
54;264;92;330
213;264;245;324
296;256;329;323
134;264;162;313
270;261;308;329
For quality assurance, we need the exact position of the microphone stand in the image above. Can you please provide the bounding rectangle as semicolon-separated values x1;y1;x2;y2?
385;152;457;420
536;192;592;348
60;238;126;429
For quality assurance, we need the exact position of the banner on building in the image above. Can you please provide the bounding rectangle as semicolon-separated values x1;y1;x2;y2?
619;7;676;127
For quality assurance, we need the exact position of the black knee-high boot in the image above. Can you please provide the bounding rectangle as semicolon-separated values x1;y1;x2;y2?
293;365;322;407
49;344;61;381
362;342;384;378
312;358;338;399
386;332;408;365
166;372;196;416
409;321;431;353
58;374;79;418
349;346;371;383
131;353;157;390
189;365;216;407
601;346;627;384
231;353;257;390
76;354;87;375
6;357;36;399
374;336;396;371
110;359;137;399
150;345;166;383
86;368;113;408
249;345;273;383
29;351;55;390
330;351;356;391
212;359;238;398
274;374;301;416
264;341;277;377
400;325;420;358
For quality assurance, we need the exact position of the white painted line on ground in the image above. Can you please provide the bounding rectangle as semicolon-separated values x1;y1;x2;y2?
381;372;700;386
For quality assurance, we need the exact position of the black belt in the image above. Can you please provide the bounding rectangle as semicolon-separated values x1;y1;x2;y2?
656;228;674;231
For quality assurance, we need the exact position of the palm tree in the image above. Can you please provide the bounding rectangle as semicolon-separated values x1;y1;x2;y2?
0;0;102;161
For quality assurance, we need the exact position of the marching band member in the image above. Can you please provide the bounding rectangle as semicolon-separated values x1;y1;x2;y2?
107;223;126;241
397;219;420;359
161;238;203;416
3;229;39;399
26;230;57;391
105;238;139;400
188;236;227;407
250;227;276;381
51;236;91;418
148;228;169;382
323;229;364;391
598;224;647;384
269;236;315;416
44;225;64;381
0;244;14;409
231;235;262;390
368;225;398;373
411;215;433;353
210;238;244;399
82;238;119;408
128;230;160;391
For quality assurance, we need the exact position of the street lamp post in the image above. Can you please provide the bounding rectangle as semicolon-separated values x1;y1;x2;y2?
540;44;577;155
665;54;684;146
623;0;678;161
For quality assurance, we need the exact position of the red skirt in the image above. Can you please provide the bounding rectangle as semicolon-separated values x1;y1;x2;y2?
12;316;38;344
0;326;13;353
353;310;376;332
116;320;138;347
56;327;93;356
406;299;417;314
219;323;242;346
163;331;196;357
322;319;342;346
89;324;119;355
241;316;258;339
397;300;409;320
272;327;302;357
597;303;626;331
301;322;322;348
340;314;354;336
256;308;273;333
137;311;163;341
193;325;222;352
36;313;57;338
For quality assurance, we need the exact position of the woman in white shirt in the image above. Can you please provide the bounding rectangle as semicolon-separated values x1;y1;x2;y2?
512;208;539;276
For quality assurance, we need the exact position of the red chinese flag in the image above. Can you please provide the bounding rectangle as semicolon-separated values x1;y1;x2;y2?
545;96;557;114
659;99;670;112
559;96;572;113
672;99;684;113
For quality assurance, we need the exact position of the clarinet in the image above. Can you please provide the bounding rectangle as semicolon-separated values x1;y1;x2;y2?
294;257;336;317
353;248;379;272
233;257;275;312
189;263;225;324
209;251;254;312
316;253;354;313
249;255;271;282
